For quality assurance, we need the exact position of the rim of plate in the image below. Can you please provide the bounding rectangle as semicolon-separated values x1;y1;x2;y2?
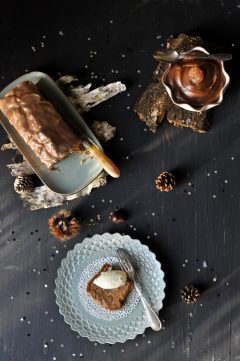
54;232;166;344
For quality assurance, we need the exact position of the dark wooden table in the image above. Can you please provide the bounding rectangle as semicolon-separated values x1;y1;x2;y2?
1;0;240;360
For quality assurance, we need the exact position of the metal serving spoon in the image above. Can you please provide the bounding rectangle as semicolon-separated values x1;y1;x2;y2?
153;49;232;63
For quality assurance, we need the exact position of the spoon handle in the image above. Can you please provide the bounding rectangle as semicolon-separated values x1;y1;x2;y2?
182;53;232;61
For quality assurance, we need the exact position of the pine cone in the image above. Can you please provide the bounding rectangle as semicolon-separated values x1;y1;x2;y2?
181;285;200;304
48;209;80;242
14;176;34;193
155;171;175;192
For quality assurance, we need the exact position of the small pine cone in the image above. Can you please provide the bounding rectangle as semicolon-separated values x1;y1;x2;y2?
181;285;200;304
155;171;175;192
48;209;80;242
14;176;34;193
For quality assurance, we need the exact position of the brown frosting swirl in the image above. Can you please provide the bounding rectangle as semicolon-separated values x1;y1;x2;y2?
164;51;225;109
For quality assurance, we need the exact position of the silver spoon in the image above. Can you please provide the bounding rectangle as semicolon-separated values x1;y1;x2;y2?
153;49;232;63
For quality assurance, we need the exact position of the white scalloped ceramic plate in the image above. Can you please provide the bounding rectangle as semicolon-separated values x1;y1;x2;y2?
54;233;165;344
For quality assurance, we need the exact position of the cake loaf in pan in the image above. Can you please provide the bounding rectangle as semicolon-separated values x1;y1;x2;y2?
0;81;81;168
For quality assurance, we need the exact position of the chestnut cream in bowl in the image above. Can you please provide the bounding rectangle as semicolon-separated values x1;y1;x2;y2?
162;46;230;112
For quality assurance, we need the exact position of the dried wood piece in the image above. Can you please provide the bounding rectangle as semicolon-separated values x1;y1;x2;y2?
19;172;107;211
134;33;209;133
1;141;17;151
7;160;34;176
57;76;126;113
167;105;209;133
91;120;116;142
134;83;171;132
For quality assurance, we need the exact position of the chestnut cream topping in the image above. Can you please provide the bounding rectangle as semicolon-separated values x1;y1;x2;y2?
164;53;225;109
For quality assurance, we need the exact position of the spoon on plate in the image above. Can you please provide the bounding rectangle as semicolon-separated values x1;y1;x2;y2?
153;49;232;63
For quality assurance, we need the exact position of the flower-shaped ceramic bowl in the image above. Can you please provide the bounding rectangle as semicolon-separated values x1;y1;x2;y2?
162;46;230;112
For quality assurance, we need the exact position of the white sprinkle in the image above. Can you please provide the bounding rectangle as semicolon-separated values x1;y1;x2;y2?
84;65;88;69
44;284;48;288
189;312;193;318
94;342;98;346
200;303;203;307
197;268;201;272
59;30;64;36
44;310;48;315
121;349;125;352
109;20;114;23
156;35;162;39
27;320;31;324
203;260;208;268
187;192;191;195
225;282;229;286
53;357;56;361
41;42;45;48
127;93;131;97
224;180;228;183
55;250;59;254
154;232;157;236
20;317;25;321
142;334;146;337
44;343;48;348
185;259;188;263
231;156;235;160
10;296;14;300
147;236;150;239
144;128;147;131
120;137;124;141
60;344;64;348
207;173;211;176
87;37;91;41
126;106;130;110
31;46;36;52
135;343;139;346
42;35;46;39
147;340;152;344
72;353;76;357
50;318;54;322
126;156;129;160
91;205;95;208
232;43;235;47
137;69;141;73
152;212;155;216
212;195;217;199
103;349;106;353
129;225;133;228
138;84;142;88
213;276;217;282
182;264;186;267
79;353;83;357
214;170;218;174
121;54;126;58
133;228;136;231
101;199;105;203
50;338;54;343
188;182;192;186
109;200;112;203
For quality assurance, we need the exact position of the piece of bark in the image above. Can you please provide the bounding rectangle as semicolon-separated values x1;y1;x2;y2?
7;160;35;176
91;120;116;142
134;33;209;133
19;172;107;211
167;105;209;133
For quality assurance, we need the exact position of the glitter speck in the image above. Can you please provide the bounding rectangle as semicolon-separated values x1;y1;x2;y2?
213;276;217;282
31;46;36;52
79;353;83;357
60;344;64;348
109;20;114;24
197;268;201;272
59;30;64;36
10;296;14;300
152;212;155;216
213;195;217;198
72;353;76;357
44;284;48;288
147;340;152;344
44;343;48;348
231;156;235;160
203;260;208;268
121;349;125;352
52;357;56;361
224;180;228;183
207;173;211;176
